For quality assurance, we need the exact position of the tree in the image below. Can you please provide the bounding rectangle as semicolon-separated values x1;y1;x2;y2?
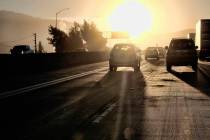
48;25;68;53
81;20;107;51
38;41;45;53
48;21;107;53
67;22;84;51
48;24;84;53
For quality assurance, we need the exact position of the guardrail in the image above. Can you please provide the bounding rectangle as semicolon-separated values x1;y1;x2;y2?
0;52;109;74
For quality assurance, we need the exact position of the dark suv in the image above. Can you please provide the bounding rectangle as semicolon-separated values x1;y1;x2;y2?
109;43;141;72
166;39;198;71
10;45;34;55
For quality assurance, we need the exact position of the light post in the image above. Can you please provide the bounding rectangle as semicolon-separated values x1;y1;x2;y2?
56;8;69;28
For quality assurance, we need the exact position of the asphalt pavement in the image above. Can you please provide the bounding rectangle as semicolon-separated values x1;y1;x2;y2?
1;59;210;140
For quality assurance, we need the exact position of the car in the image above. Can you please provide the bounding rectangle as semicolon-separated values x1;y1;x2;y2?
109;43;141;72
145;47;159;60
10;45;34;55
166;38;198;71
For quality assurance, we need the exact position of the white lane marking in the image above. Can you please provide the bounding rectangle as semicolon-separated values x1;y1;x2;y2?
198;60;210;65
93;103;116;124
0;67;108;99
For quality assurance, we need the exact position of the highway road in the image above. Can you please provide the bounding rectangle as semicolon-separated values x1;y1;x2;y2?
1;59;210;140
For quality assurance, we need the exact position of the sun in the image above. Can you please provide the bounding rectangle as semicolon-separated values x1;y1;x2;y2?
108;0;152;38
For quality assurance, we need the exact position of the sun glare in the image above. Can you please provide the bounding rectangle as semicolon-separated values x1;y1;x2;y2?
108;0;152;38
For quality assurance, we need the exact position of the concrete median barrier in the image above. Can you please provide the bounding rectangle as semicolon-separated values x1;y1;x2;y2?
0;52;109;74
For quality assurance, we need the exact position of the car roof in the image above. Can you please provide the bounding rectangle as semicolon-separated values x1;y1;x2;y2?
114;43;135;47
14;45;30;48
146;47;157;50
171;38;193;41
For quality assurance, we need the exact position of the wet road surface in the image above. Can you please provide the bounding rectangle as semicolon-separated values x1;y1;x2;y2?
1;59;210;140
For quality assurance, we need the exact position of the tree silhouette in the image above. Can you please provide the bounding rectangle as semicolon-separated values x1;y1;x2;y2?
48;25;68;53
48;21;107;53
81;20;107;51
67;22;84;51
38;41;45;53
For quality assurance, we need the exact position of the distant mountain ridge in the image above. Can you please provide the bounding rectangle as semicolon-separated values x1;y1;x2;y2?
169;29;195;37
0;10;72;53
0;10;38;20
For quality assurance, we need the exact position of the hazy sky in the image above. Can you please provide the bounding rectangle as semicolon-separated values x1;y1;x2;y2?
1;0;210;32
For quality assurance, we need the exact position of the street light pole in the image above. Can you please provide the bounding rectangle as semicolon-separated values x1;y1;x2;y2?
56;13;58;28
55;8;69;28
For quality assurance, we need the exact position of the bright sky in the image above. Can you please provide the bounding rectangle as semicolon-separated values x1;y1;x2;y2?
1;0;210;33
1;0;210;50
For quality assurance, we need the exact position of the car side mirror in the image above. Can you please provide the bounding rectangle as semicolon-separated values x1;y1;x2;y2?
195;46;198;49
165;46;168;50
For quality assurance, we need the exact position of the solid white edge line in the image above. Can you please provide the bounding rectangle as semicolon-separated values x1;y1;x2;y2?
0;67;107;99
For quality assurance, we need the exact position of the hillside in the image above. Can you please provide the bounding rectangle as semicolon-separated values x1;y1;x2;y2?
0;10;72;53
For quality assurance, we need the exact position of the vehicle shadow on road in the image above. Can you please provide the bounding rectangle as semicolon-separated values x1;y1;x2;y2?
170;69;210;96
108;70;147;140
80;70;147;140
146;59;165;66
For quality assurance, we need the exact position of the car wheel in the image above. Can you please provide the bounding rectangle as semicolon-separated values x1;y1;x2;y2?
134;66;140;72
199;53;205;60
166;64;172;72
109;65;113;71
113;67;117;72
192;63;198;72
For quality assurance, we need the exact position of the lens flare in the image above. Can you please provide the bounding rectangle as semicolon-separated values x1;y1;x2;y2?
108;0;152;38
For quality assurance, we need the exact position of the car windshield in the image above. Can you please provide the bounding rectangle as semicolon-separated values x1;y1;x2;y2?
148;49;156;52
113;45;135;53
170;40;195;50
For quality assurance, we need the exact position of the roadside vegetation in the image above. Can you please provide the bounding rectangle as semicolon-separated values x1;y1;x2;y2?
48;21;107;53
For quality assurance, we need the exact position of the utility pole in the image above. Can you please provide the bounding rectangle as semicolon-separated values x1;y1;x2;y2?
34;33;37;53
